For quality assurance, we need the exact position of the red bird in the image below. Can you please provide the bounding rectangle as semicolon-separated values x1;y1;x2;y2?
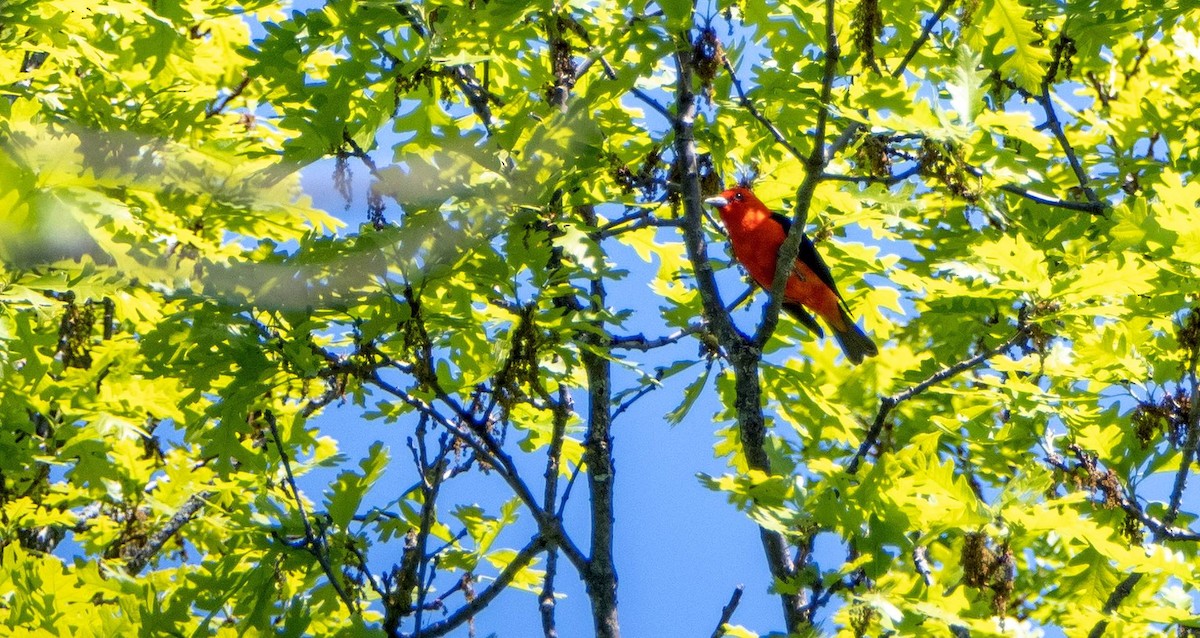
704;187;878;364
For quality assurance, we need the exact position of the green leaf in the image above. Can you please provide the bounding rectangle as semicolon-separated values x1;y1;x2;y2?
666;362;711;425
325;443;390;529
658;0;693;28
947;45;987;126
979;0;1053;87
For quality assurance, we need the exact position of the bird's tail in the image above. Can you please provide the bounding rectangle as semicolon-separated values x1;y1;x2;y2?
832;307;878;365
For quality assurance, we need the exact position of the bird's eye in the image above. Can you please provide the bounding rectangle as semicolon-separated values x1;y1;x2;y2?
734;193;744;200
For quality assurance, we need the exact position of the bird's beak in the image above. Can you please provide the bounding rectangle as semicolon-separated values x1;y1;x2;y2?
704;196;728;208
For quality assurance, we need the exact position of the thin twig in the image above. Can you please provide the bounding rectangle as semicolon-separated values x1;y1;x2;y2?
266;412;358;613
912;543;934;587
410;535;548;638
821;165;922;186
827;0;956;161
1042;451;1200;543
847;324;1029;474
894;0;955;79
752;0;839;349
205;75;251;118
369;372;590;574
342;134;381;177
708;585;745;638
538;386;568;638
1086;336;1200;637
557;461;583;519
598;205;669;234
721;54;805;163
598;56;674;121
962;164;1106;214
1038;34;1101;207
610;325;704;351
828;152;1104;213
125;492;210;575
611;375;667;421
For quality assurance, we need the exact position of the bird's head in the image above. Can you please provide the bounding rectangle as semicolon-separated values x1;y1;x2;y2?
704;187;764;221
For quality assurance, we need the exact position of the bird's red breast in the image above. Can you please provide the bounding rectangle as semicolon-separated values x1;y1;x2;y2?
705;187;847;331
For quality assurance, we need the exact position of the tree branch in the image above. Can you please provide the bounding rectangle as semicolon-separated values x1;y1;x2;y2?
676;25;804;631
411;424;448;633
205;75;251;118
847;323;1029;474
893;0;955;80
599;56;674;122
826;0;956;162
675;40;744;350
821;165;922;186
1041;448;1200;543
825;146;1105;214
961;163;1107;214
125;492;210;575
577;207;622;638
1038;34;1101;208
610;325;704;351
539;386;570;638
410;535;548;638
752;0;838;349
265;411;359;614
540;546;560;638
721;53;805;164
708;585;745;638
369;372;590;574
1086;330;1200;637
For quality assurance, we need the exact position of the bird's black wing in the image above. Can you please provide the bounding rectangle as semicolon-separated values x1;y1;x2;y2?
770;212;843;300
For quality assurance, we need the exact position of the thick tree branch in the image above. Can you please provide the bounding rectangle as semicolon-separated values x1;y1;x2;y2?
848;323;1029;474
578;207;622;638
675;44;743;350
675;26;804;632
540;546;560;638
544;23;622;633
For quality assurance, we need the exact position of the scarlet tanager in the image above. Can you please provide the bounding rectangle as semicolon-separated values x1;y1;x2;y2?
704;187;878;365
